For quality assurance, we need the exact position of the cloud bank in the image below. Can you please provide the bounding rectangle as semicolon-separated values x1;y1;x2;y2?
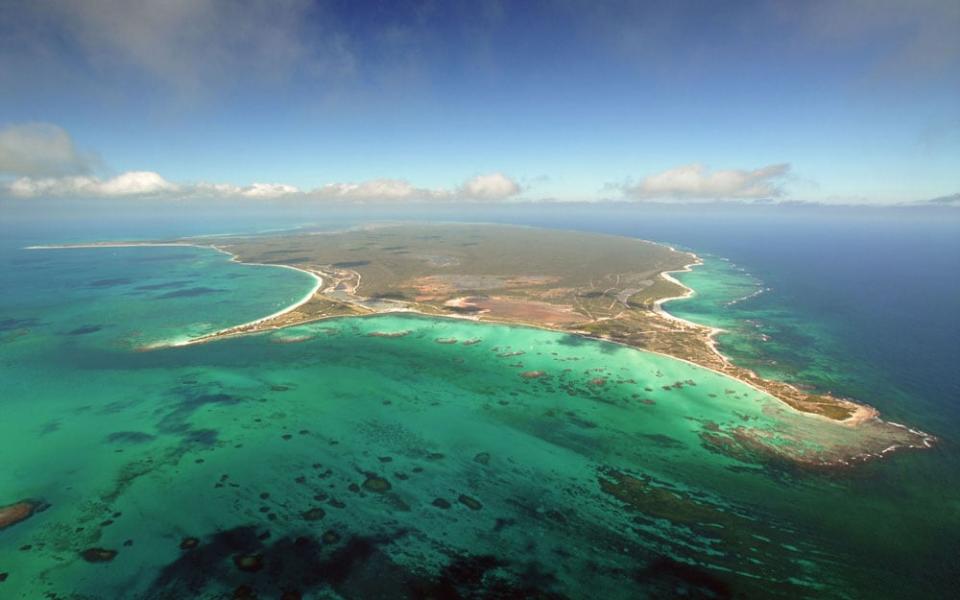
0;122;522;203
7;171;177;198
310;179;448;202
3;171;523;203
619;163;791;200
459;173;522;200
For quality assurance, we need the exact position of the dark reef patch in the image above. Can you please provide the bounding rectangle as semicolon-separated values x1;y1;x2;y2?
556;334;590;347
134;252;195;263
638;433;685;449
698;426;800;471
633;557;732;599
361;475;391;493
88;277;132;288
322;530;341;545
96;397;144;415
146;526;264;594
39;419;61;435
80;548;118;563
106;431;156;444
302;508;326;521
67;324;102;335
142;526;562;599
156;287;226;299
0;317;40;332
182;428;220;447
458;495;483;511
157;392;246;442
135;280;192;291
233;554;265;572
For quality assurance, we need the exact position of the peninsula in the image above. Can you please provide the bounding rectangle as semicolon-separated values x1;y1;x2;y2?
39;223;934;465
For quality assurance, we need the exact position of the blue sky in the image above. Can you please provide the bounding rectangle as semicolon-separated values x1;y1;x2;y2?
0;0;957;204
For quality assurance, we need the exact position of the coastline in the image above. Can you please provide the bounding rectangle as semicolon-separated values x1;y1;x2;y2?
27;235;935;462
653;259;937;455
26;241;324;349
653;255;881;426
652;254;729;363
158;243;324;348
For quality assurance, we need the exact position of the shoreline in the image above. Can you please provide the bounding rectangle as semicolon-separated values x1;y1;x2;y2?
26;241;325;349
652;255;883;427
652;254;730;363
27;235;935;461
156;243;324;348
652;257;935;457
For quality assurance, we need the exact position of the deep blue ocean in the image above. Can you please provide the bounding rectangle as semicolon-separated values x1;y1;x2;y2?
507;207;960;436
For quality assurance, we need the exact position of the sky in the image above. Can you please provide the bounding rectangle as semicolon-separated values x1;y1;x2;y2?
0;0;958;205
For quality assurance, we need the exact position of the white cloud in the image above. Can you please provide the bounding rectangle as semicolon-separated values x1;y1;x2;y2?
306;173;521;202
459;172;522;200
309;178;448;202
620;163;791;200
98;171;177;195
0;122;95;177
0;122;524;203
195;182;302;198
3;172;524;203
7;171;176;198
242;183;300;198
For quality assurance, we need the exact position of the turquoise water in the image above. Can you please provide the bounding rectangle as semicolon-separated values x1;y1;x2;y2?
1;232;957;598
0;245;316;348
665;254;960;597
666;256;845;389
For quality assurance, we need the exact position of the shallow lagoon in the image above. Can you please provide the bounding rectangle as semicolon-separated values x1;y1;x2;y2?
0;243;951;598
